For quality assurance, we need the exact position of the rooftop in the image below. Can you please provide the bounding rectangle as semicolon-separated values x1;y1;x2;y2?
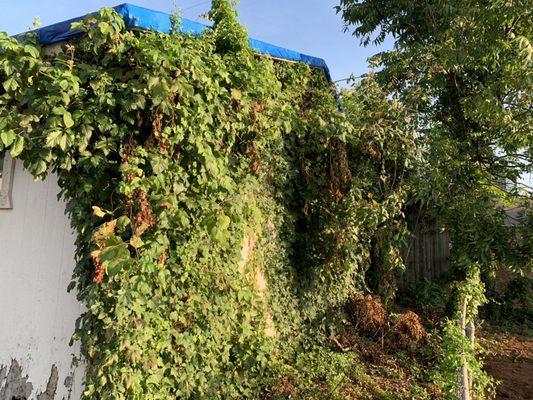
27;3;332;81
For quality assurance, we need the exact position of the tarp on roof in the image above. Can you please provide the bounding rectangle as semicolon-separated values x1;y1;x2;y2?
29;3;332;81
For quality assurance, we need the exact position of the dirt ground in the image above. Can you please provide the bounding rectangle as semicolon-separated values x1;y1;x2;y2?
481;331;533;400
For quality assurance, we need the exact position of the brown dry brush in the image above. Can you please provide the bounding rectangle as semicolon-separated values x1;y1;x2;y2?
345;293;427;350
91;219;118;284
134;189;155;236
349;292;388;335
388;310;427;349
329;139;352;203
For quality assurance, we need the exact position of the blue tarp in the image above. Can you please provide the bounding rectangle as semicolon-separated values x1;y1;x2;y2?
28;3;332;81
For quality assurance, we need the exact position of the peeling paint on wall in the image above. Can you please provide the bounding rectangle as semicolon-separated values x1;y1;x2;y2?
0;359;34;400
0;361;75;400
36;365;58;400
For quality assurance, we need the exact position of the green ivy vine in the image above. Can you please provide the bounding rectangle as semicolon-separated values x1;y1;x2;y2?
0;1;416;398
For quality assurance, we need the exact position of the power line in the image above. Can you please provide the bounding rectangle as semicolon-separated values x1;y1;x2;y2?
333;74;367;83
181;1;211;11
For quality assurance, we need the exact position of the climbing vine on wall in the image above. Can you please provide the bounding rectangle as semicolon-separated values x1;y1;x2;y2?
0;1;416;398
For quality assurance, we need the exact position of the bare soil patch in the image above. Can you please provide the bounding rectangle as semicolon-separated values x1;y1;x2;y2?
481;331;533;400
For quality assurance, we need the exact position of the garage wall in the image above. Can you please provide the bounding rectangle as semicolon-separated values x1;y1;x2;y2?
0;160;84;400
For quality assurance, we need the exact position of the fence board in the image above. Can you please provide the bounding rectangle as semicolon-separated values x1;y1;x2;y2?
400;206;450;288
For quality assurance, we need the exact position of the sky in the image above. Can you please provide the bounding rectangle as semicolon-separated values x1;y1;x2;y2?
0;0;392;83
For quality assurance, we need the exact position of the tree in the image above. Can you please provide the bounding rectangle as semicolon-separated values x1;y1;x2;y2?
337;0;532;276
338;3;532;397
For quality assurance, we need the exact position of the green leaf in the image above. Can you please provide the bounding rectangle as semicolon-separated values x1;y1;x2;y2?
130;236;144;249
45;130;62;148
63;111;74;128
116;216;131;231
147;76;160;88
31;159;48;176
59;133;68;151
1;130;15;147
231;88;242;101
98;21;111;34
151;155;169;175
23;44;40;58
100;243;130;276
59;80;69;91
10;136;24;157
67;281;76;292
208;213;231;244
2;77;19;92
92;206;107;218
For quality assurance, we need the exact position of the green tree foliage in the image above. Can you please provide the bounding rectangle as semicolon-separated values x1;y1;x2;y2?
338;1;532;397
0;4;417;399
337;0;532;275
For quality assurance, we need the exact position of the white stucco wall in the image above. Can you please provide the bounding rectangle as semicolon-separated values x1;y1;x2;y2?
0;160;84;399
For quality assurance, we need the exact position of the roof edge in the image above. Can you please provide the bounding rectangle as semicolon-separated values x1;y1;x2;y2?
20;3;332;81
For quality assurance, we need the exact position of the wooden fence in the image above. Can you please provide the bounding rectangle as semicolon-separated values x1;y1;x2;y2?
399;206;451;288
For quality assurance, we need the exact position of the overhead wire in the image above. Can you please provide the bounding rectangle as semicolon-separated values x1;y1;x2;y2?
181;1;211;11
